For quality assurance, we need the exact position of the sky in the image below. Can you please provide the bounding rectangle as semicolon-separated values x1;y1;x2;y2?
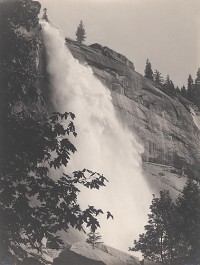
39;0;200;88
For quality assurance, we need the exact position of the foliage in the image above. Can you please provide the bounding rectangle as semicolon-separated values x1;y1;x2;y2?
0;0;40;107
86;230;103;249
143;53;200;109
176;179;200;263
130;191;177;263
75;20;86;44
190;69;200;108
175;86;180;93
180;85;187;98
171;69;200;109
195;68;200;87
0;111;109;262
154;70;164;86
130;181;200;264
144;59;154;81
176;71;200;109
0;1;109;263
163;75;175;94
187;74;194;102
42;8;49;22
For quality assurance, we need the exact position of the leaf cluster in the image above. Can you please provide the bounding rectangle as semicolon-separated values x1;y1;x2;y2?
0;108;109;263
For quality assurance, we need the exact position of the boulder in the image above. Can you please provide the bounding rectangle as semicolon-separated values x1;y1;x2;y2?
53;242;140;265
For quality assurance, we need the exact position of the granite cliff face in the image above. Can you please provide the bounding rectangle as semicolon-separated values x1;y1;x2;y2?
65;39;200;194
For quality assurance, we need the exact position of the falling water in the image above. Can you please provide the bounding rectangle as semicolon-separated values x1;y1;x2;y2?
41;21;152;252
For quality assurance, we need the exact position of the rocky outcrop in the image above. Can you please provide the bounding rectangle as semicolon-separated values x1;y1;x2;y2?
65;39;200;185
53;242;140;265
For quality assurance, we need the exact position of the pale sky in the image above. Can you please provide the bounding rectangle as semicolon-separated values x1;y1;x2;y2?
40;0;200;88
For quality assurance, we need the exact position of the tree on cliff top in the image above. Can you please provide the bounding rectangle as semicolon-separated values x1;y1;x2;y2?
75;20;86;44
163;75;175;93
144;59;154;81
187;74;194;101
154;70;164;86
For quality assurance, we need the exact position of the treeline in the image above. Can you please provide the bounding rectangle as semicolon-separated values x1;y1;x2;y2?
144;59;200;108
130;179;200;264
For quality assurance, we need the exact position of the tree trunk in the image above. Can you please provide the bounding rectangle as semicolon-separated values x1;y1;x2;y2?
160;235;164;263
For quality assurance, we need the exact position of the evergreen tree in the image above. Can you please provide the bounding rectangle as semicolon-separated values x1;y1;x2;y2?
86;230;103;249
144;59;154;81
163;75;175;94
180;85;187;98
42;8;49;22
154;70;163;86
175;180;200;263
187;74;194;101
130;191;177;263
193;68;200;108
75;20;86;44
195;68;200;87
175;86;180;93
130;181;200;264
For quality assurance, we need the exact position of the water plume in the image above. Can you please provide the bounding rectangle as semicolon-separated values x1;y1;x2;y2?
41;21;152;252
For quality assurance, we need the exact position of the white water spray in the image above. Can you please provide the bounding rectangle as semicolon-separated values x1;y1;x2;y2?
41;21;152;252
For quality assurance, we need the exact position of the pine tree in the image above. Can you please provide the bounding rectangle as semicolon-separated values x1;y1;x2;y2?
130;181;200;264
75;20;86;44
154;70;163;86
163;75;175;93
175;86;180;93
42;8;49;22
144;59;154;81
175;180;200;263
86;230;103;249
195;68;200;87
187;74;194;101
180;85;187;98
194;68;200;108
130;191;177;263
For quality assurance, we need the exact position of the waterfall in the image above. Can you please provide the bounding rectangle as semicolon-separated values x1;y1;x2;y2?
41;21;152;252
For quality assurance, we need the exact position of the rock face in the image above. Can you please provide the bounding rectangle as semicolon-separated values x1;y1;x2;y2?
53;242;140;265
65;39;200;190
